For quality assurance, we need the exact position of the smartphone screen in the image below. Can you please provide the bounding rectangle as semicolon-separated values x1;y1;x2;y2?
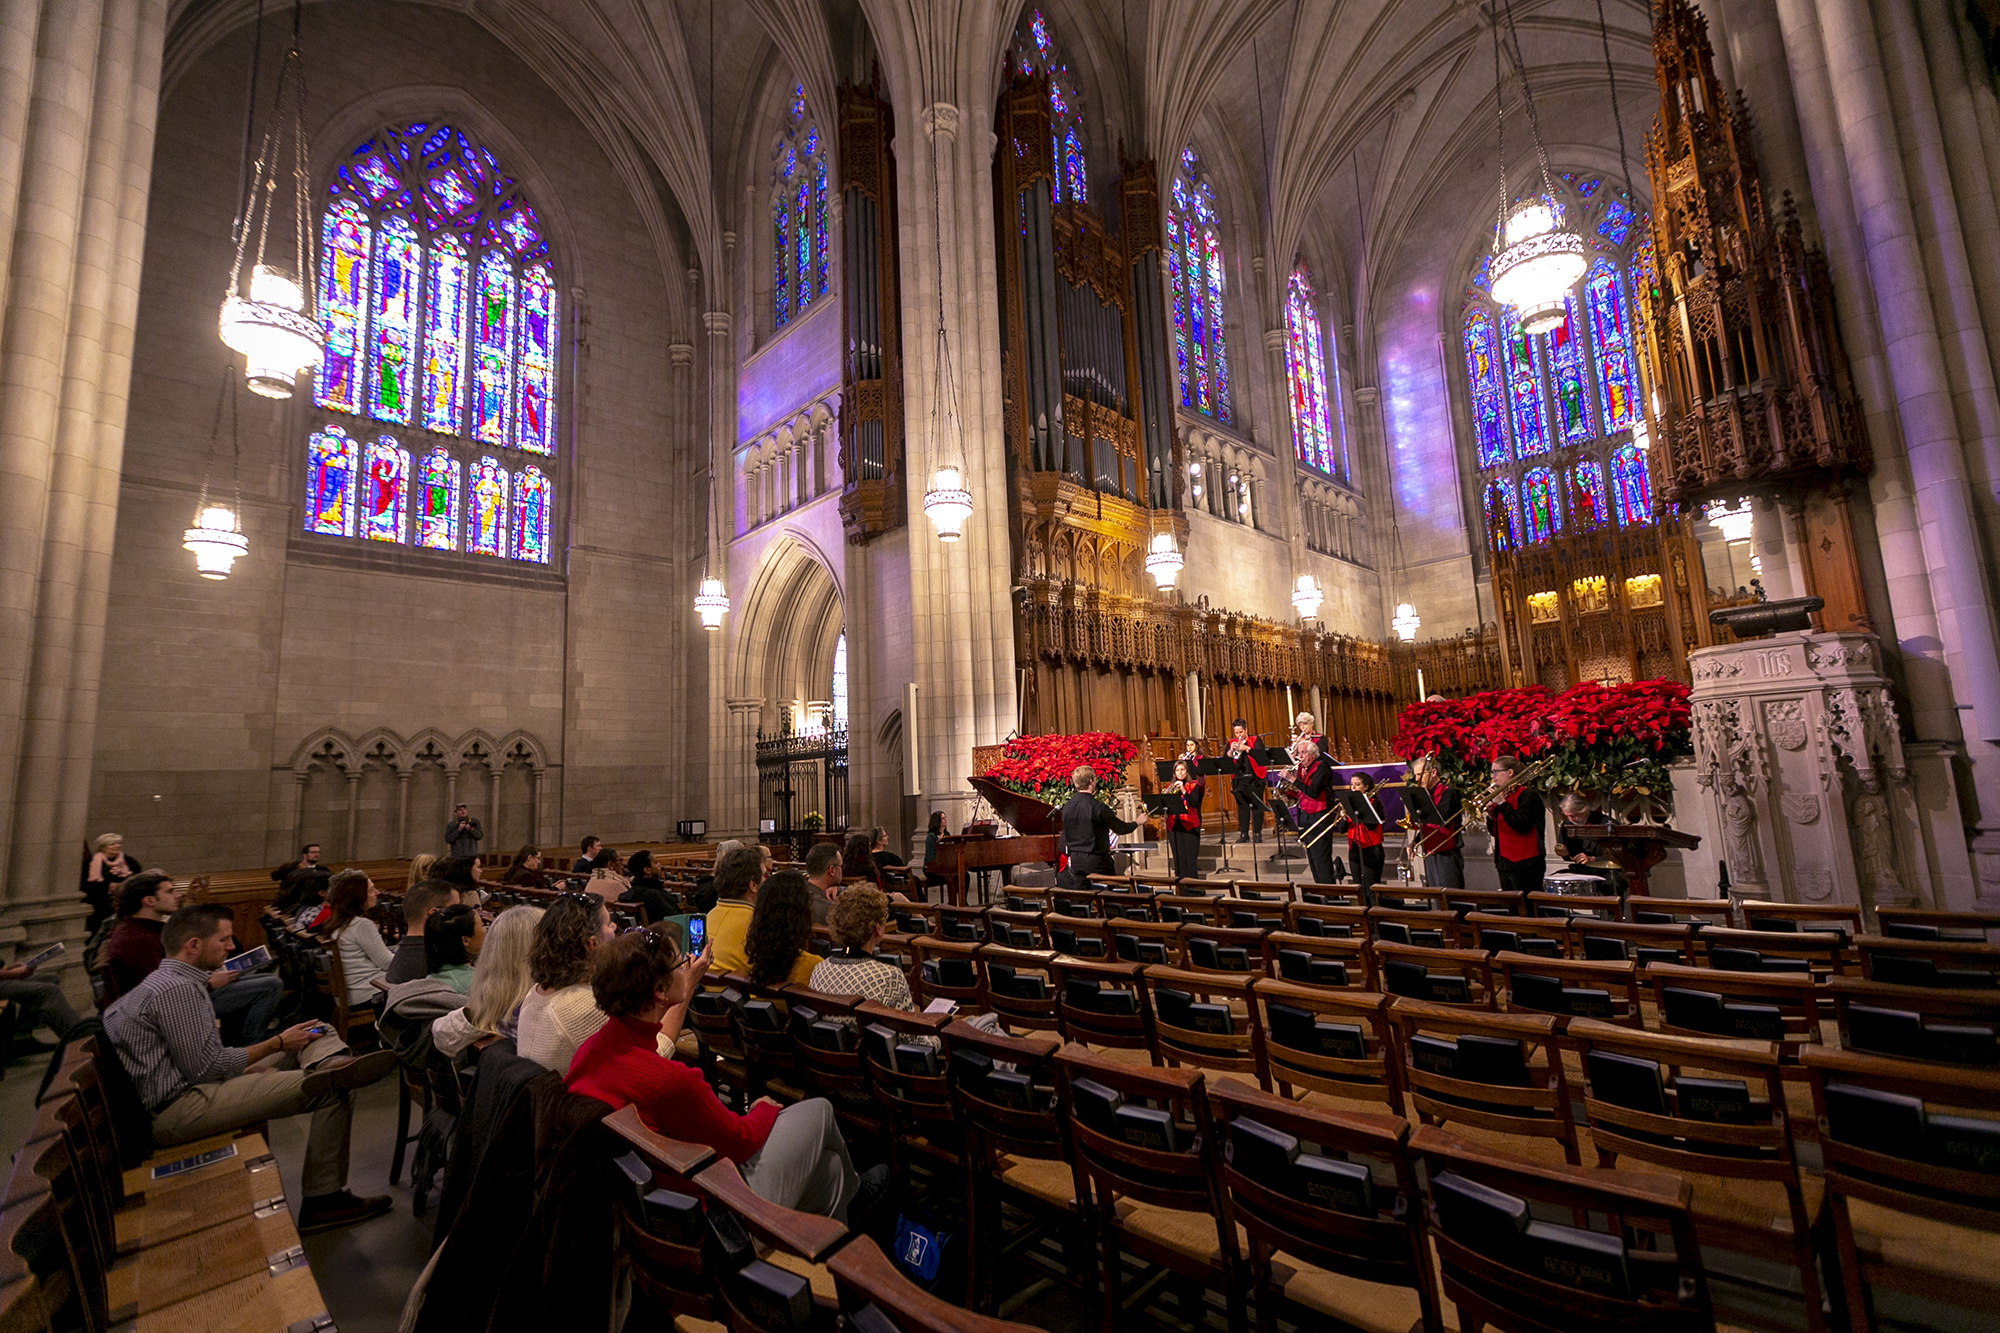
688;915;706;954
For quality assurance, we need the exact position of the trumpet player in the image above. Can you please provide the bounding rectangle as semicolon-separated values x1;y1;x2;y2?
1332;770;1386;892
1292;741;1339;884
1290;712;1327;762
1485;753;1548;896
1410;756;1466;889
1226;719;1270;845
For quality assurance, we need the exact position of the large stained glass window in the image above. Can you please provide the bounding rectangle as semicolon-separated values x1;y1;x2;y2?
307;123;558;566
1016;9;1089;204
831;632;848;731
1611;442;1652;526
1284;270;1339;477
1522;466;1561;544
1459;178;1649;551
772;86;830;330
1463;308;1509;469
1167;147;1231;423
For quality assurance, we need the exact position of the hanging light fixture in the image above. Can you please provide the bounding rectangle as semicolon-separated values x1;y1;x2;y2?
1485;0;1584;336
219;2;322;397
1392;602;1422;642
1144;531;1185;591
919;71;971;540
185;372;250;580
690;6;727;633
1291;573;1324;620
694;574;730;630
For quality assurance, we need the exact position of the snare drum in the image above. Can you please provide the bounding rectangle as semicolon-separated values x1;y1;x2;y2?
1542;871;1609;896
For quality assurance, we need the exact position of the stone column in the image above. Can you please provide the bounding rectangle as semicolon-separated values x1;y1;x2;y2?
702;310;736;832
1718;0;1819;233
0;0;165;992
724;699;762;835
1261;325;1308;568
1751;498;1798;599
344;771;361;862
666;341;695;821
395;769;411;857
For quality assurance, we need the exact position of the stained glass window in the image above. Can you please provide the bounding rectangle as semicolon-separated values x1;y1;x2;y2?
1484;478;1519;552
1542;292;1595;446
1611;443;1652;526
306;426;358;536
1016;9;1089;204
1284;270;1338;476
1570;460;1608;533
513;464;551;563
1463;308;1510;468
468;456;509;557
1586;258;1640;431
1501;306;1550;457
1168;148;1232;423
1598;198;1635;245
831;632;848;731
1522;466;1561;544
311;122;558;564
772;85;830;329
359;437;410;542
416;448;461;550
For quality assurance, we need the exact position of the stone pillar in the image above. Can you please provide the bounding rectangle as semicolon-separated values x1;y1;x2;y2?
395;769;411;857
702;309;736;833
344;771;361;862
487;764;502;849
0;0;165;996
1262;325;1308;567
724;699;762;835
1718;0;1819;234
666;340;695;822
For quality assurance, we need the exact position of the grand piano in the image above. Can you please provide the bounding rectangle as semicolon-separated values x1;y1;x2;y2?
927;777;1059;906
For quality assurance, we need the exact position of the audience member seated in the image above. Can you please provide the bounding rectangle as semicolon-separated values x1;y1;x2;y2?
503;844;551;889
269;841;324;884
810;885;1002;1037
326;869;394;1005
101;870;283;1043
83;831;141;929
406;852;437;889
804;842;842;926
433;905;545;1057
565;925;890;1224
842;831;885;890
706;845;768;975
0;944;82;1049
277;865;332;928
870;826;906;872
587;848;630;902
386;880;459;985
425;903;484;993
103;903;398;1233
572;835;605;876
745;870;822;988
619;849;679;924
516;893;616;1072
431;856;480;895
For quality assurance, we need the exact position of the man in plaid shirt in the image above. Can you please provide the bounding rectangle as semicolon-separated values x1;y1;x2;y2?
103;903;399;1234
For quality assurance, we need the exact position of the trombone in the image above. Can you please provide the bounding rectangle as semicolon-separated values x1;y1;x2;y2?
1448;754;1557;832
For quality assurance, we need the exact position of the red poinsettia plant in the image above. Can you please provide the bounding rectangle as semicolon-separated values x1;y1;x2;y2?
1394;679;1691;801
982;731;1139;806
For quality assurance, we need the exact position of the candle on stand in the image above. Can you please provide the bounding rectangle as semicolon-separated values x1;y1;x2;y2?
1417;668;1427;700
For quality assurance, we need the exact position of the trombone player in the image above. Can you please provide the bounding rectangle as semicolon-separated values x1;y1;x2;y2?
1408;756;1465;889
1485;753;1549;896
1291;740;1340;884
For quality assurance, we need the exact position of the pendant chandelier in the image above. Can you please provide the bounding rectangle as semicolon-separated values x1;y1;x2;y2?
1485;0;1584;336
694;574;730;631
1291;573;1324;621
185;373;249;580
1392;602;1422;642
1144;531;1184;591
219;2;323;397
691;7;728;632
919;69;971;541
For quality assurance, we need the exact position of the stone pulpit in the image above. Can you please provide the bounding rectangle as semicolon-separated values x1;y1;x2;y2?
1674;626;1977;913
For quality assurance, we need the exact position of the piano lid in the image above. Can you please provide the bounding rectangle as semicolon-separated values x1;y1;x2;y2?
967;775;1059;838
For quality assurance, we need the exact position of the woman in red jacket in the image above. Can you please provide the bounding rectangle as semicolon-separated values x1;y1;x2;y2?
1166;758;1205;883
565;925;889;1221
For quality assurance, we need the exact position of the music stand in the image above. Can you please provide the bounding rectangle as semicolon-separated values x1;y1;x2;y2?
1144;792;1197;883
1254;746;1300;886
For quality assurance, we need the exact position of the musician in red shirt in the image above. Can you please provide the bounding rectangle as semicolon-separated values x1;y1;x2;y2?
1165;759;1205;882
1410;756;1465;889
1293;741;1339;884
1226;719;1270;844
1333;771;1386;893
1485;754;1548;896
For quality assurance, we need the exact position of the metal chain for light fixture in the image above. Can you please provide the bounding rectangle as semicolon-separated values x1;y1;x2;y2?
693;0;729;628
1595;0;1635;199
919;17;971;541
1484;0;1586;335
218;0;323;397
1491;11;1508;255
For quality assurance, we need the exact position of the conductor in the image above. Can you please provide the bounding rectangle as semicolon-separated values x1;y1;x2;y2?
1057;765;1137;891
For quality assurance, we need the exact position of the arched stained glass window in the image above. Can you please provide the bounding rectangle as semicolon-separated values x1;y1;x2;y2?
361;437;410;542
772;86;830;330
306;426;358;536
416;448;461;550
1167;147;1232;423
1284;270;1339;477
1586;259;1639;431
1543;292;1595;445
1569;460;1608;533
308;123;558;565
1016;9;1089;205
468;456;509;557
513;464;551;563
1484;478;1519;553
1463;308;1509;468
1611;443;1652;526
1458;178;1649;556
1522;466;1561;544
